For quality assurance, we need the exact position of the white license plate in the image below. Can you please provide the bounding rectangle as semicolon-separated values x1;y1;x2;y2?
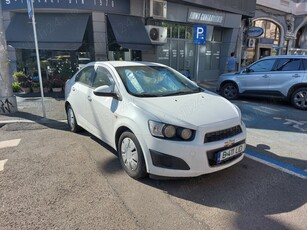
217;144;245;163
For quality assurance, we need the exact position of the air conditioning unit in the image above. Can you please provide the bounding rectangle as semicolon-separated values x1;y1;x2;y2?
145;25;167;44
150;0;167;19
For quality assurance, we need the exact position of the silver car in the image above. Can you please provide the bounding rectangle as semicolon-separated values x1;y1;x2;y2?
216;55;307;110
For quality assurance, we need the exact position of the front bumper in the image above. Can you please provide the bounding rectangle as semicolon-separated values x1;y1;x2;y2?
141;119;246;177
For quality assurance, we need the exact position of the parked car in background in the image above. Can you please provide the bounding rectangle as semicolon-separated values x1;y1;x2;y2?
65;61;246;179
216;55;307;110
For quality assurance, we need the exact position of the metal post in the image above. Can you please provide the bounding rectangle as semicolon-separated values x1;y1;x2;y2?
195;45;200;83
30;0;46;118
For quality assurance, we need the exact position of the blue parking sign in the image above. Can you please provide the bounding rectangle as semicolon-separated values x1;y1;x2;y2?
193;26;206;45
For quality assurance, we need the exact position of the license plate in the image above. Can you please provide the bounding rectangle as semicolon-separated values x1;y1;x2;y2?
217;144;245;163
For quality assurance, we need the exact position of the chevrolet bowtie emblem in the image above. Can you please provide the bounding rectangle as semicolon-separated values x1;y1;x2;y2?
225;139;235;147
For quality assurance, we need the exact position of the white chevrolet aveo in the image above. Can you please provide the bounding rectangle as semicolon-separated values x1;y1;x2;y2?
65;61;246;179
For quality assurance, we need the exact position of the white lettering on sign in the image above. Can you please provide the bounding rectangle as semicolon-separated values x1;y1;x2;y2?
189;11;223;24
196;27;204;39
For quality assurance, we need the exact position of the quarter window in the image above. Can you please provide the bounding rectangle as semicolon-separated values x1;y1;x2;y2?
92;66;115;90
275;59;302;71
249;59;275;72
75;66;95;86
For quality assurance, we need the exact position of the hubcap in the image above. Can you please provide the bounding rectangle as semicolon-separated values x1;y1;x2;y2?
224;85;237;99
121;137;138;171
294;90;307;109
68;108;75;129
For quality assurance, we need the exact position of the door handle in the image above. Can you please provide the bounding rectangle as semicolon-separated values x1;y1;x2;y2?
262;75;269;78
88;96;92;102
292;74;300;78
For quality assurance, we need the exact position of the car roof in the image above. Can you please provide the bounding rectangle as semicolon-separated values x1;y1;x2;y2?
262;55;307;59
89;61;167;68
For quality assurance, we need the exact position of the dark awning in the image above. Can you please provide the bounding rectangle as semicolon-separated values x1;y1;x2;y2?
107;14;153;51
6;13;89;50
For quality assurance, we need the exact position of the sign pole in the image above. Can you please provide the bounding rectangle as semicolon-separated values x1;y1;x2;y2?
193;25;206;84
28;0;46;118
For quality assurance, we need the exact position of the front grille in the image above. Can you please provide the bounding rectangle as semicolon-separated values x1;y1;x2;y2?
204;125;242;143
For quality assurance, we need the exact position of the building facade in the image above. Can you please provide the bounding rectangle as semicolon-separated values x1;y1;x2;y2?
2;0;256;83
244;0;307;66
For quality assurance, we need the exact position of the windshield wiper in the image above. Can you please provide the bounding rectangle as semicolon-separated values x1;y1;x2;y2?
161;89;200;96
133;93;162;97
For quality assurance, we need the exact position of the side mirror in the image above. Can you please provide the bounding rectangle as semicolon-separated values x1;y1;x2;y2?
93;85;120;100
243;68;251;73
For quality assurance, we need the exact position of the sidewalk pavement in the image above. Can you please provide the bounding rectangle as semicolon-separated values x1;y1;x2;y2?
0;92;66;125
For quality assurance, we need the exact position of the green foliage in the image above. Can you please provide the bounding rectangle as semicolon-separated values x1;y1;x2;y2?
13;71;27;82
11;82;21;92
13;71;31;88
54;59;73;80
50;78;64;88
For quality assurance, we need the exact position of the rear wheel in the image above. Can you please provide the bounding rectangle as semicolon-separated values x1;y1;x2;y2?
118;131;147;179
66;104;81;132
291;88;307;110
221;83;239;100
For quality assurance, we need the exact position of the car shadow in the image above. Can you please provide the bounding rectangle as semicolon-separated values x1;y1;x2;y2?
0;111;68;131
77;129;306;229
141;156;306;229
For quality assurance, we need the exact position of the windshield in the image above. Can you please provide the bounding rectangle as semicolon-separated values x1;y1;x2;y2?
115;65;201;97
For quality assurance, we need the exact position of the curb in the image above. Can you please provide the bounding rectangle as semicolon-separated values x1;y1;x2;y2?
0;119;67;126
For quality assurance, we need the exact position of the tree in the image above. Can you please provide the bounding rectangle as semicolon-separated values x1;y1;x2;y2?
0;3;17;114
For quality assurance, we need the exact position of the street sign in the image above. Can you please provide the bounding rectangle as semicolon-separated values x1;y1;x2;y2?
193;25;206;45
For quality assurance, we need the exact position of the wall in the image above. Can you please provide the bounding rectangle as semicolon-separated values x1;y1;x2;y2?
182;0;256;17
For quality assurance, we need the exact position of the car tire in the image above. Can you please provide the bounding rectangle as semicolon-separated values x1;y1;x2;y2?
66;104;81;132
221;83;239;100
291;88;307;110
118;131;147;179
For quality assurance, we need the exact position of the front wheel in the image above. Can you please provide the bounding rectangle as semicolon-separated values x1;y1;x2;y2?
221;83;239;100
118;132;147;179
291;88;307;110
66;104;81;132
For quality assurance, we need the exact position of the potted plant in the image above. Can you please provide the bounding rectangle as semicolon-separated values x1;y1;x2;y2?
11;82;21;93
31;81;40;93
50;78;64;92
13;71;31;93
42;79;51;93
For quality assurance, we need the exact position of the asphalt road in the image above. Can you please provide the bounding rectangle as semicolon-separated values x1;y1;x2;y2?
0;96;306;229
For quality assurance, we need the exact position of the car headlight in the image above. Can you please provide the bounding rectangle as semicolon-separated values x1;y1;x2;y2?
148;120;194;141
177;128;193;140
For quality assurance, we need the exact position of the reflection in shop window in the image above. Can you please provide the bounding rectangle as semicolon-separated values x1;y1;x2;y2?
179;25;186;39
186;26;193;39
172;24;179;38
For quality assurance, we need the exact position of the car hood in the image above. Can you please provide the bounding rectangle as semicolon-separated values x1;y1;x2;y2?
131;91;240;128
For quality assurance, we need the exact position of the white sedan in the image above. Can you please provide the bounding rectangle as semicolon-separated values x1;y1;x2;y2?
65;61;246;179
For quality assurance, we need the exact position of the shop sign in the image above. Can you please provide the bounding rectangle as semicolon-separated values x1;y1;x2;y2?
188;9;224;25
246;27;264;38
2;0;130;14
